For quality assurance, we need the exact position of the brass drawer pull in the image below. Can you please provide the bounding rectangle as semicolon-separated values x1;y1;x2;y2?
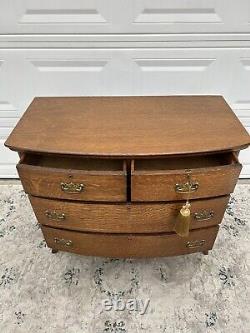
60;182;84;193
45;210;66;221
194;210;214;221
175;182;199;193
175;170;199;194
54;237;73;247
186;240;205;248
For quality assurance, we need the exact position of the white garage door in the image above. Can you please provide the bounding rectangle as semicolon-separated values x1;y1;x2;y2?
0;0;250;177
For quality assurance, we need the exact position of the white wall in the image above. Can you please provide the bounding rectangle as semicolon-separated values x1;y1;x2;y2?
0;0;250;177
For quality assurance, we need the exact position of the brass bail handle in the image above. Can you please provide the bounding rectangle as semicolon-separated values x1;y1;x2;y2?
61;182;84;194
175;169;199;194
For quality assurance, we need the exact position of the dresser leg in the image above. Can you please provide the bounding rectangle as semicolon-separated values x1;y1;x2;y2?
51;249;58;254
202;250;209;255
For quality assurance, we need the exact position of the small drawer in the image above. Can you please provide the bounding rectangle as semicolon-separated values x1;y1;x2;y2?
17;154;126;202
30;195;229;233
131;153;241;201
41;225;219;258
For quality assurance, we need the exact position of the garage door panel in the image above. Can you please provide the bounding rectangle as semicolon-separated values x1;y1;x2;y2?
131;49;249;99
1;48;250;100
0;0;250;34
0;139;18;178
0;48;250;177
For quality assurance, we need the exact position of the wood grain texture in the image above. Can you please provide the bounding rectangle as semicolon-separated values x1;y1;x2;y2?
132;159;241;201
5;95;248;258
5;96;250;157
41;225;219;258
30;195;229;233
17;162;126;202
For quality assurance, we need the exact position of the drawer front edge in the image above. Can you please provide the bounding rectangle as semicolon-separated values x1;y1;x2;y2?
41;225;219;258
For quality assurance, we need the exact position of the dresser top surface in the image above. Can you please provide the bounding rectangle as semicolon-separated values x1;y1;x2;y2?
5;96;250;157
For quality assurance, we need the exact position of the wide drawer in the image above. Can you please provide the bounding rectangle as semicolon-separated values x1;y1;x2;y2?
131;153;241;201
31;195;229;233
42;225;219;258
17;154;126;202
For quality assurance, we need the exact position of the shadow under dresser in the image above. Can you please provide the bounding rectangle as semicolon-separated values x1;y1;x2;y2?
5;96;250;258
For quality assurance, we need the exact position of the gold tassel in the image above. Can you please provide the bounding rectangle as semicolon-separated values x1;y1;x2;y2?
173;201;191;237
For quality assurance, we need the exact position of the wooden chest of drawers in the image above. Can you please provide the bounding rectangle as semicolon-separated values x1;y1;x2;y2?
5;96;250;258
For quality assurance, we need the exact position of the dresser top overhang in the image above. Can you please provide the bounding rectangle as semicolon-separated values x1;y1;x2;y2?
5;96;250;158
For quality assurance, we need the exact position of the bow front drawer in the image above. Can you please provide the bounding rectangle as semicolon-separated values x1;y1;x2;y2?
30;195;229;233
17;154;126;202
41;225;219;258
131;153;241;201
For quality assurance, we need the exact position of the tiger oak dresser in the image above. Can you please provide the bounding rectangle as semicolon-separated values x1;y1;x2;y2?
5;96;250;258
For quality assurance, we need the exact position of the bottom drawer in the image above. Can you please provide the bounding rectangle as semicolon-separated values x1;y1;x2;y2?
41;225;219;258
